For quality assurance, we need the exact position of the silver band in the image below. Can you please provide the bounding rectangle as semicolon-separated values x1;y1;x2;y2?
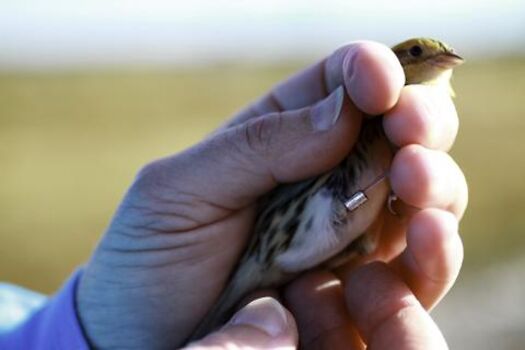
344;191;368;212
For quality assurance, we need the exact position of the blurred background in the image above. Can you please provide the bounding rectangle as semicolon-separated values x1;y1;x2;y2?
1;0;524;348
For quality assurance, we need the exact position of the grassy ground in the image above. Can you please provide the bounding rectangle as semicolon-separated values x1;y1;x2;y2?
1;58;524;293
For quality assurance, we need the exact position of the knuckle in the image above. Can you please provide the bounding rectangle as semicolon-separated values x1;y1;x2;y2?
132;158;168;194
241;113;283;158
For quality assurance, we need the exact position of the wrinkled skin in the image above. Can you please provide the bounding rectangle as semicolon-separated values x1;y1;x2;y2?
77;41;467;350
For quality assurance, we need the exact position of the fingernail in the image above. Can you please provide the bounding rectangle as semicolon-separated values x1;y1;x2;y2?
311;85;345;131
227;297;289;337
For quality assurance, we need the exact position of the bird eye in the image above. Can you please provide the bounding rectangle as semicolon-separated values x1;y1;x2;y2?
409;45;423;57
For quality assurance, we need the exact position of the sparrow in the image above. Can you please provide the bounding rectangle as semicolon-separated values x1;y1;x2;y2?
189;38;464;340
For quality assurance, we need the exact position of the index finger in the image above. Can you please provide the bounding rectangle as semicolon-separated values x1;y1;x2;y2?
226;41;405;128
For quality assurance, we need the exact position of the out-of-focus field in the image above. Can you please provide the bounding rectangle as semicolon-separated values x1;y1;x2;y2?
1;58;525;295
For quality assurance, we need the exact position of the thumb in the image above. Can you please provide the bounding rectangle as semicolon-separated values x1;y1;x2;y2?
184;297;298;349
133;85;362;214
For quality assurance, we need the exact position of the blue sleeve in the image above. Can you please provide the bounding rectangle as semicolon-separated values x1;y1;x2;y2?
0;270;90;349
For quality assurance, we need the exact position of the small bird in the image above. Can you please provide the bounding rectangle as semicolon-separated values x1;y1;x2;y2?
189;38;464;340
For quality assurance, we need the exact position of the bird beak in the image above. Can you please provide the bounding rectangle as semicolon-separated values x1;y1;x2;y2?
431;51;464;69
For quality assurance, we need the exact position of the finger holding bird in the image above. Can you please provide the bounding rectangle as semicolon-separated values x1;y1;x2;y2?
226;40;405;128
189;38;465;340
384;85;459;151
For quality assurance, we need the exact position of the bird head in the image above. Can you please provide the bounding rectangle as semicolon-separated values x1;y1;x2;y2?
392;38;464;96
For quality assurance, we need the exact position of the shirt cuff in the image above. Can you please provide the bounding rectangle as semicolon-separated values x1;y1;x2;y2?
0;269;90;350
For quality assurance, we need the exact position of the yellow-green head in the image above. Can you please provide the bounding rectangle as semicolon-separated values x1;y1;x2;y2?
392;38;464;96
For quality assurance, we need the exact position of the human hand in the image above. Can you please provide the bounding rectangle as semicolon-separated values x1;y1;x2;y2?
186;204;464;349
187;248;461;350
77;41;467;349
281;210;463;349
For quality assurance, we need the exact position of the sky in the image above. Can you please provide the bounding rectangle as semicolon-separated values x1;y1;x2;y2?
0;0;524;69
